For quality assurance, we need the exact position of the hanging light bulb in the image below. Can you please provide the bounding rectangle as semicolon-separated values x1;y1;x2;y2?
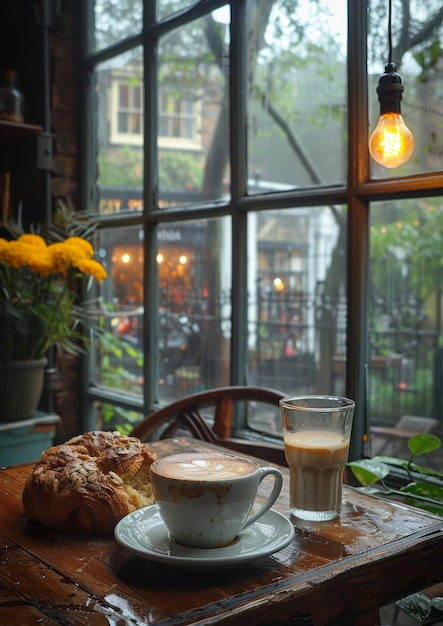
369;63;414;168
368;0;414;168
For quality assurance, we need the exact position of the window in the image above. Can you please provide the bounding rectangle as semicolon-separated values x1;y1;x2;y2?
80;1;443;459
117;81;142;135
158;91;200;147
107;77;144;146
110;79;201;147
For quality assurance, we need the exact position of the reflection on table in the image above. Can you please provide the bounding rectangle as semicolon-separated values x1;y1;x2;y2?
1;436;443;625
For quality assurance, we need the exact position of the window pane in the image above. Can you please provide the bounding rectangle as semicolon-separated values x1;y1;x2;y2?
94;220;231;406
93;0;142;52
118;112;127;133
158;11;230;207
247;0;347;192
133;85;141;108
368;3;443;178
119;84;129;107
98;405;145;436
157;2;208;22
158;217;231;403
369;199;443;458
247;206;346;433
96;49;144;214
94;226;144;398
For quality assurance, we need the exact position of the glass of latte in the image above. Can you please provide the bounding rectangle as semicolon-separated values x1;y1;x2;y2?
150;452;283;548
279;395;355;521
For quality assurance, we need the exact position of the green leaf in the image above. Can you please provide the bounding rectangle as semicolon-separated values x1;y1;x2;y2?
373;455;410;468
347;459;390;486
408;463;443;480
396;592;431;622
402;481;443;516
408;434;441;456
401;481;443;501
354;485;390;498
124;345;141;358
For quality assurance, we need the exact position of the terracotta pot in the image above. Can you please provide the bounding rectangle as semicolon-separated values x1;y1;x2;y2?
0;358;47;422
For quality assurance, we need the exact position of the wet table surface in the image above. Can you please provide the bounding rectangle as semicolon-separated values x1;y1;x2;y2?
1;436;443;625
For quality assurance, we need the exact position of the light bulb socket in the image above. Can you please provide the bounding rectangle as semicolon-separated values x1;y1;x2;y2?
376;62;404;114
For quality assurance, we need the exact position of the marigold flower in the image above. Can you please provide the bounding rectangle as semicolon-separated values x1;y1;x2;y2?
64;237;94;259
27;250;54;276
1;241;35;269
47;242;72;273
0;227;107;362
75;258;108;282
18;234;47;249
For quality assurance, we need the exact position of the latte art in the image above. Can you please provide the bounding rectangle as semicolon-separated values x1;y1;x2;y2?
153;453;257;481
150;451;283;548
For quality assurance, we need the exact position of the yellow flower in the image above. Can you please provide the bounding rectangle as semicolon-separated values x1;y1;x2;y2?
1;241;35;269
27;250;54;276
17;234;47;249
0;226;107;361
75;258;108;282
64;237;94;259
47;242;73;273
0;237;52;274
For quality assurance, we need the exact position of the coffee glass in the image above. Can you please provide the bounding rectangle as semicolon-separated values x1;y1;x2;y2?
150;451;283;548
279;395;355;521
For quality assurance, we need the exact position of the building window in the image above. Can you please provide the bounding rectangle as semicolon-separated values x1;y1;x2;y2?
81;1;443;460
110;79;200;148
108;72;144;146
118;82;142;135
159;92;195;140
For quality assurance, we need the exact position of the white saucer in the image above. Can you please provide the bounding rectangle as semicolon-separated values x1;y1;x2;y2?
114;504;295;570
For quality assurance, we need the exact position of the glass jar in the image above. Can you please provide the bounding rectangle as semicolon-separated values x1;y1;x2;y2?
0;70;25;123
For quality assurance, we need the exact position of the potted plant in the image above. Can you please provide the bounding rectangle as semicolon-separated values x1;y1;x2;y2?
348;434;443;624
0;218;107;422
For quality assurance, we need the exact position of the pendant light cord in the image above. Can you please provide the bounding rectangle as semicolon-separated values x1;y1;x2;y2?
388;0;393;64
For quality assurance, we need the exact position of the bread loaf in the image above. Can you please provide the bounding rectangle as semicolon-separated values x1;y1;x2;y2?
22;430;158;535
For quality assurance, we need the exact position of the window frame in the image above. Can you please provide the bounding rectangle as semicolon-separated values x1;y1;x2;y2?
76;0;443;461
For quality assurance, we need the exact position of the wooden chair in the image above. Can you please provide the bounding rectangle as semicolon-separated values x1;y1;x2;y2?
371;415;439;457
131;385;287;466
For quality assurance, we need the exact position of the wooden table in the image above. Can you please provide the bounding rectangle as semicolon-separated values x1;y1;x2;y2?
1;437;443;625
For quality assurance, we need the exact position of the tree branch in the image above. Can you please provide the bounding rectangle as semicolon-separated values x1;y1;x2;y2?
258;89;344;226
394;2;443;64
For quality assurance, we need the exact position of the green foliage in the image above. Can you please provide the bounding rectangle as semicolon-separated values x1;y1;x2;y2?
348;434;443;624
370;199;443;304
100;402;141;435
158;150;204;191
348;434;443;507
92;309;144;433
97;147;143;188
397;592;443;625
413;39;441;82
97;147;204;192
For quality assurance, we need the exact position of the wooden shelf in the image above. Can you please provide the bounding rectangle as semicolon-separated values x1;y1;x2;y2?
0;120;43;139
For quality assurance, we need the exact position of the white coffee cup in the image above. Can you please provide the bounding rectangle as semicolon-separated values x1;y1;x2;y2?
150;451;283;549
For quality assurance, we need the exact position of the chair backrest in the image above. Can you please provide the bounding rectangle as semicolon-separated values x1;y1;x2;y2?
395;415;439;433
130;385;287;465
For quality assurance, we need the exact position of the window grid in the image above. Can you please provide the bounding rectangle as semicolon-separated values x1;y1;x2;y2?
79;0;443;461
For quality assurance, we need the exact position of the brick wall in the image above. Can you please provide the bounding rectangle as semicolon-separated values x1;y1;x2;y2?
50;14;83;442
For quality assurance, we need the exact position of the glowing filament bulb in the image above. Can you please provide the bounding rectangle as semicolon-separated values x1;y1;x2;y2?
369;62;414;169
369;112;414;169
